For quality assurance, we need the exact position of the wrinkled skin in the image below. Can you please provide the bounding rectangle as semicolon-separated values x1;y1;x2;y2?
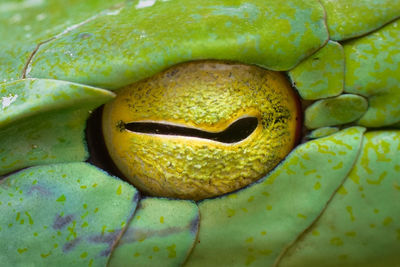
0;1;400;266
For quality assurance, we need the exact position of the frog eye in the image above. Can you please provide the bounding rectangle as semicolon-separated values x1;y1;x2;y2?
99;61;301;200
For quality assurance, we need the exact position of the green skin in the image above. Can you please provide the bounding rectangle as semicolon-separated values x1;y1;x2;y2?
0;1;400;266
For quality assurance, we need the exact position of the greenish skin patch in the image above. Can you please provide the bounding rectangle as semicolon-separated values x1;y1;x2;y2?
25;0;328;89
0;1;399;266
289;40;344;100
344;19;400;127
0;162;139;266
0;79;115;175
305;94;368;129
308;127;340;139
0;0;123;83
320;0;400;41
109;198;199;267
279;131;400;266
185;127;365;267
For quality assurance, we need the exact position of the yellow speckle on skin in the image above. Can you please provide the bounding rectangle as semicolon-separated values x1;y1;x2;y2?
153;246;159;252
304;169;316;175
383;217;393;226
314;181;321;190
262;192;270;197
41;252;52;258
346;206;355;221
266;205;272;211
17;248;28;254
116;185;122;195
228;194;238;199
246;237;254;243
227;208;236;217
394;183;400;191
101;225;107;235
330;237;343;246
134;252;140;257
160;216;164;224
56;194;66;202
332;162;343;170
312;230;320;236
80;252;88;258
345;231;356;237
297;213;307;219
337;185;348;195
245;255;256;266
167;244;177;258
138;233;146;242
261;231;267;236
367;171;387;185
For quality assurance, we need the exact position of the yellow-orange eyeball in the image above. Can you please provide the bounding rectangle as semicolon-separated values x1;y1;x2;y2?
102;61;300;200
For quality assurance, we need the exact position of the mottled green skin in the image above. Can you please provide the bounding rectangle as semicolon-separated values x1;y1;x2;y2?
308;127;340;139
26;0;328;89
280;131;400;266
185;127;365;267
0;162;139;266
0;0;123;83
289;41;344;100
320;0;400;41
109;198;199;267
0;0;399;267
305;94;368;129
344;19;400;127
0;79;114;175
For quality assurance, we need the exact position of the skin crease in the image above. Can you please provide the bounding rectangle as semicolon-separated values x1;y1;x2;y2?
0;1;399;266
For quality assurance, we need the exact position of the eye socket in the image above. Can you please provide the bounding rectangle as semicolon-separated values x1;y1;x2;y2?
97;61;301;200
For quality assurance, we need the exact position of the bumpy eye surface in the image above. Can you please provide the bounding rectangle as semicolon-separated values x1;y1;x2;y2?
102;61;300;200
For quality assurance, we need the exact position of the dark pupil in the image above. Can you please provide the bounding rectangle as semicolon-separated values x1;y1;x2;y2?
124;117;258;144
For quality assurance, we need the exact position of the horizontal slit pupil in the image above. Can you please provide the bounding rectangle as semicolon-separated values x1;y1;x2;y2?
125;117;258;143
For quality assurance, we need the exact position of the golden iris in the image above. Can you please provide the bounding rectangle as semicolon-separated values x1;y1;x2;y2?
102;61;300;200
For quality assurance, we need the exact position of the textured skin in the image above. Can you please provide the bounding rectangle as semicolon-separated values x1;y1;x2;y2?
288;41;344;100
25;0;328;89
0;1;400;266
109;198;199;267
0;79;114;175
305;94;368;129
344;20;400;127
0;163;138;266
185;127;365;266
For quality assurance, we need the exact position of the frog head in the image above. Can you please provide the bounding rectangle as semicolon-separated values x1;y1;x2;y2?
1;0;400;266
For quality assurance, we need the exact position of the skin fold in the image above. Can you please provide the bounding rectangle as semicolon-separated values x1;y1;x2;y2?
0;1;399;266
